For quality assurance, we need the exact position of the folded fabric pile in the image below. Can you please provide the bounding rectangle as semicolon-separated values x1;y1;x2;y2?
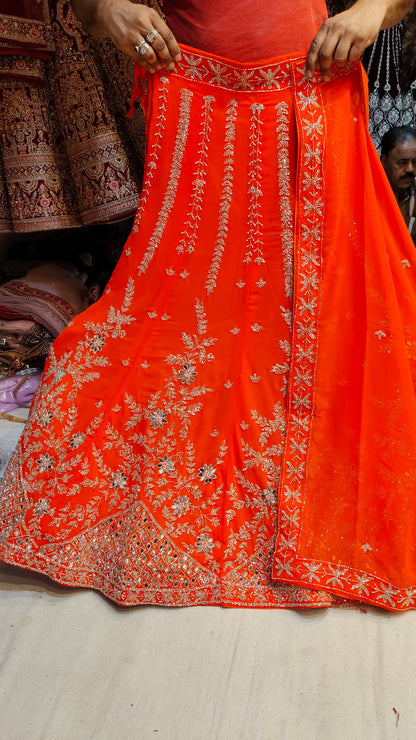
0;279;75;378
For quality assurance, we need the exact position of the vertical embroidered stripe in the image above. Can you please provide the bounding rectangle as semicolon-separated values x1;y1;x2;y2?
244;103;265;265
276;67;325;571
133;76;169;234
177;95;215;254
205;99;237;294
138;87;193;275
275;102;294;299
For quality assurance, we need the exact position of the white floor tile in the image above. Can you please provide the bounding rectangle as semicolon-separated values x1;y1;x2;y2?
1;564;415;739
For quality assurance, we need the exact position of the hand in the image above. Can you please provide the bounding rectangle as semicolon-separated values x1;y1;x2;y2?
305;0;388;80
75;0;181;72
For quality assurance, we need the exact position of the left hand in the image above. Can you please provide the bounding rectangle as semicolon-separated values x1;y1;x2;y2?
305;0;387;80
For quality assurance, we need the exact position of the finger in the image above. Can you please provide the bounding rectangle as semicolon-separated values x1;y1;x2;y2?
315;23;356;80
134;38;160;68
305;24;329;78
333;37;352;68
348;40;367;63
151;15;181;64
316;37;340;80
135;20;179;71
140;14;181;70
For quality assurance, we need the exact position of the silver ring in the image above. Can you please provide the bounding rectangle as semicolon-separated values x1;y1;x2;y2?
134;41;150;56
145;29;159;44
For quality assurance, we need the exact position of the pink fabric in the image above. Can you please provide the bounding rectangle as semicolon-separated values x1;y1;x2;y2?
0;372;41;412
162;0;328;61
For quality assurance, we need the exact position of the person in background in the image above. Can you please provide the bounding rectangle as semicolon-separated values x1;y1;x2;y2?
381;125;416;244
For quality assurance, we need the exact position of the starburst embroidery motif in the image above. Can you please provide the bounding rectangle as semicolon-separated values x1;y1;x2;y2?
303;115;324;139
233;69;255;90
208;61;231;87
182;54;204;80
297;88;319;110
351;574;372;596
304;562;322;582
259;67;282;89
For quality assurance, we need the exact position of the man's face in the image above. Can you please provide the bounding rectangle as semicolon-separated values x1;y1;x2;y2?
382;136;416;196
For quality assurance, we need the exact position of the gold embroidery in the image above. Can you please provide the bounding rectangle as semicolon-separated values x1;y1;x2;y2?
244;103;265;266
133;76;169;233
138;88;193;275
206;99;237;294
177;95;215;254
276;102;294;298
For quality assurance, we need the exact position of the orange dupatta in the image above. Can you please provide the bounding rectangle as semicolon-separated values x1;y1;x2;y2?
273;63;416;610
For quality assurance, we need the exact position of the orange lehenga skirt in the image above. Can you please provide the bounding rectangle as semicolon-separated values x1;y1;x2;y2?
2;46;416;610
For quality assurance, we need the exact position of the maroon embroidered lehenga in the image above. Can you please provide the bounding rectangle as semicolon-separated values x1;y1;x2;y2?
0;0;145;232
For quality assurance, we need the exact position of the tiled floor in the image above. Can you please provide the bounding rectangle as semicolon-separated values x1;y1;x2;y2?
1;561;415;739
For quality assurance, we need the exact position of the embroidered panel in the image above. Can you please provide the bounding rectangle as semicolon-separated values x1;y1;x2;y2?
0;53;335;608
132;76;170;235
244;104;265;266
0;6;54;53
174;49;293;93
177;95;215;255
3;52;411;611
271;62;416;611
274;62;327;580
138;87;193;274
275;102;294;299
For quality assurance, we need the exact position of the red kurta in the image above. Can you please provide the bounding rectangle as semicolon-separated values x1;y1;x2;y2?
162;0;328;59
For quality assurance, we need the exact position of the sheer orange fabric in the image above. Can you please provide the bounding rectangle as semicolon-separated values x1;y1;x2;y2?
1;46;416;610
273;71;416;609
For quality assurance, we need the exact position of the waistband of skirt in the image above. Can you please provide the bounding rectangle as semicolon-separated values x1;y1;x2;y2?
167;43;306;93
132;44;360;108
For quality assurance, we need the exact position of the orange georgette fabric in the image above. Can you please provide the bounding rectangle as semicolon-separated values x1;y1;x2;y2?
1;46;416;610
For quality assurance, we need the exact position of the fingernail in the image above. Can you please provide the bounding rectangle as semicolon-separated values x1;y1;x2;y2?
167;62;175;71
174;53;181;62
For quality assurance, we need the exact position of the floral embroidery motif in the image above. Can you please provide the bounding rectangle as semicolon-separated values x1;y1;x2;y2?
177;95;215;254
137;87;193;275
206;99;237;294
133;76;169;233
244;104;265;265
178;51;292;93
275;102;294;298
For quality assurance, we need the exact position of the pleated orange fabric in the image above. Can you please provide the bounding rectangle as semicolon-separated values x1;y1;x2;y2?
1;46;416;610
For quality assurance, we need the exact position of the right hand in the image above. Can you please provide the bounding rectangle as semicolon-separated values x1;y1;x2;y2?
92;0;181;71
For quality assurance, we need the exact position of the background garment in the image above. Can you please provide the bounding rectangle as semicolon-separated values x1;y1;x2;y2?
0;371;42;413
0;0;146;232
